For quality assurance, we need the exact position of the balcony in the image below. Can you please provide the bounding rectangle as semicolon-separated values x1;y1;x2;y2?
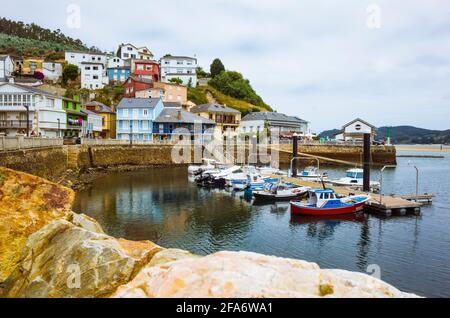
0;120;32;129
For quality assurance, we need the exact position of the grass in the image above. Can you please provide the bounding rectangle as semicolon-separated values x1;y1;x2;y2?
188;85;273;115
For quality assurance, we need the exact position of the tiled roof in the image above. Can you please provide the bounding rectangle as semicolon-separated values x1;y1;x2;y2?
116;98;161;109
0;82;60;98
83;101;115;114
81;109;102;117
154;108;215;124
128;75;153;84
342;118;377;129
241;112;308;124
190;103;240;114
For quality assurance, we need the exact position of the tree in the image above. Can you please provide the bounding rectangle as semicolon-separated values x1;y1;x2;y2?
63;64;78;83
169;77;183;85
187;78;193;88
210;58;225;78
196;67;209;79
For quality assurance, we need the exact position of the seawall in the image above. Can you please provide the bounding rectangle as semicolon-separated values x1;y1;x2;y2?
0;144;397;180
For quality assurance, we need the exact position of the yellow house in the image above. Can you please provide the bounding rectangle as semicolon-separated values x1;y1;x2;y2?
22;58;44;75
83;101;117;139
190;103;241;137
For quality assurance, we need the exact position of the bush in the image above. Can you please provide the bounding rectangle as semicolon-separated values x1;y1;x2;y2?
210;58;225;78
169;78;183;85
62;64;78;83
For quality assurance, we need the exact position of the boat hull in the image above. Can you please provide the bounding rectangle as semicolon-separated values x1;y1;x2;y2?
254;192;304;202
290;201;367;216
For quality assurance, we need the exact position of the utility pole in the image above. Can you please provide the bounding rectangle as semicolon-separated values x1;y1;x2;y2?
292;133;299;177
363;133;371;192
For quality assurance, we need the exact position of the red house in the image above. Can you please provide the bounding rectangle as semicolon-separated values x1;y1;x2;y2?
131;59;160;82
122;76;154;98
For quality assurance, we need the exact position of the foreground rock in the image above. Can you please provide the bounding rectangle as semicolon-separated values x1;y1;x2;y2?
4;220;162;298
0;167;74;282
113;251;418;298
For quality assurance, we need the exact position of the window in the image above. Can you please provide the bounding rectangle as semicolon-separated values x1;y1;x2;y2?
137;65;144;71
46;99;55;108
143;109;149;116
355;124;362;131
93;75;99;79
127;47;132;51
142;121;149;129
177;61;183;65
123;109;129;117
146;65;152;71
133;109;139;118
124;53;129;58
93;66;99;70
85;66;91;70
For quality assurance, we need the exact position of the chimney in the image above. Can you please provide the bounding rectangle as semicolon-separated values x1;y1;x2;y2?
177;111;182;120
8;77;14;84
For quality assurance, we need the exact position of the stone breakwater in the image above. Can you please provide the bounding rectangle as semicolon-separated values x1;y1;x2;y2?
0;166;418;298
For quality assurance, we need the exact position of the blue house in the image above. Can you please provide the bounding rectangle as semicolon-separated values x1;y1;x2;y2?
153;105;216;141
116;98;164;141
107;66;131;83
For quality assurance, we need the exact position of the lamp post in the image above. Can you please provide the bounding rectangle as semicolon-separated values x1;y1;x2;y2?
57;118;61;138
129;121;133;146
23;104;30;137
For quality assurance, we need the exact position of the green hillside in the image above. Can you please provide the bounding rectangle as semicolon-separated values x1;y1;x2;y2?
188;85;272;116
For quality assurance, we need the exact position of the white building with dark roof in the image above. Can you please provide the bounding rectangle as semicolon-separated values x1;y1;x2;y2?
335;118;377;141
0;81;67;137
81;61;108;90
0;55;14;82
65;51;107;69
240;112;309;138
160;55;197;86
117;43;154;61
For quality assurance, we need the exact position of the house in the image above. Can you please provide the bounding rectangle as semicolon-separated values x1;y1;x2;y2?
22;58;44;75
116;98;164;141
335;118;377;141
160;55;197;87
83;101;116;139
107;66;131;83
153;105;215;141
135;82;187;105
42;62;63;83
80;62;108;90
0;55;14;81
65;51;107;69
190;103;241;137
240;112;309;139
107;55;125;69
62;97;87;138
81;109;103;138
130;59;159;81
117;44;154;61
122;75;153;98
0;80;67;138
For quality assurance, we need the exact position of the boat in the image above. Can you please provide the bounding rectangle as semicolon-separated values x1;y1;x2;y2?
253;183;310;202
290;189;370;216
258;167;288;177
297;166;328;182
328;168;380;191
188;158;220;176
196;166;242;188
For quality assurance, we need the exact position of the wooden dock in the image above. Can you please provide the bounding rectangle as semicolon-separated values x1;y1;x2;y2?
279;176;427;217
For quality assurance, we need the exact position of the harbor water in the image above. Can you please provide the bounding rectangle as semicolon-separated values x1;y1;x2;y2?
73;148;450;297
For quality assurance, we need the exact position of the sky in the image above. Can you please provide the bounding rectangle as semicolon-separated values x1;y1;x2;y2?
2;0;450;132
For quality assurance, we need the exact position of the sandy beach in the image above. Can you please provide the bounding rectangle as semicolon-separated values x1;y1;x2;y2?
395;145;450;153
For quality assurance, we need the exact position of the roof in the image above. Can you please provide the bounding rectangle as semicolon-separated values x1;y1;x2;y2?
116;98;161;109
127;75;153;84
342;118;377;129
241;112;308;124
0;55;10;61
132;59;158;64
154;108;215;125
163;102;183;108
190;103;240;114
83;101;115;114
0;82;60;98
160;55;197;62
81;109;102;117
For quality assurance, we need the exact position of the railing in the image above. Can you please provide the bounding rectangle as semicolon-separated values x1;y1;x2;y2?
0;120;32;128
0;135;63;151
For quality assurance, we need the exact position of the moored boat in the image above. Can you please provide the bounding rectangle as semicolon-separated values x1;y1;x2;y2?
290;189;370;216
328;168;380;191
253;183;310;202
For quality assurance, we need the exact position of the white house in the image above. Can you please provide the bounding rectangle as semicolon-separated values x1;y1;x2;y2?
107;55;125;69
117;43;154;61
80;62;108;90
65;51;107;69
240;112;309;138
42;62;63;83
335;118;377;141
160;55;197;87
81;109;103;138
0;80;67;138
0;55;14;82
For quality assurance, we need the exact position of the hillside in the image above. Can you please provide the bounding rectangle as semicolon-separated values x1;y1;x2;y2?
320;126;450;144
0;17;96;57
188;85;272;116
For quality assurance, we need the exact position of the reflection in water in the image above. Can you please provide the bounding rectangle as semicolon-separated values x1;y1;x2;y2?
74;160;450;297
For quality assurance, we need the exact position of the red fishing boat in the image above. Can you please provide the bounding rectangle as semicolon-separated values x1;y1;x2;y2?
290;189;370;216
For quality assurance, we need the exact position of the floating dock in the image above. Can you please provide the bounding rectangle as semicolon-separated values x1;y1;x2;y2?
279;176;430;217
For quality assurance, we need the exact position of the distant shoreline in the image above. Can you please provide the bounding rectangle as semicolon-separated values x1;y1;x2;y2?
395;144;450;153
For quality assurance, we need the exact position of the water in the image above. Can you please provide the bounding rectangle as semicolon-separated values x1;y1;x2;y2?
73;149;450;298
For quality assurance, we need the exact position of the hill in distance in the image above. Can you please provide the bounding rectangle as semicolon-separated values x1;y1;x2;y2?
320;126;450;144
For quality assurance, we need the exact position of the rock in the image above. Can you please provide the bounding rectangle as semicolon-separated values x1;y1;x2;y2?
0;167;74;282
112;251;419;298
3;220;162;298
147;249;199;267
68;213;104;234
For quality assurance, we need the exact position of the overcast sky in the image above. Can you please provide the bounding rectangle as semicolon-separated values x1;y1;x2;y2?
2;0;450;132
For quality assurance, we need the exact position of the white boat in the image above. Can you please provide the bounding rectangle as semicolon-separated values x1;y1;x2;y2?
328;168;380;190
258;167;288;177
297;166;328;182
253;183;310;202
188;158;219;175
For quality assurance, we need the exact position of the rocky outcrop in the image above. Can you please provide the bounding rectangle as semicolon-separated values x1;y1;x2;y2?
112;251;418;298
0;167;74;282
3;220;161;298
